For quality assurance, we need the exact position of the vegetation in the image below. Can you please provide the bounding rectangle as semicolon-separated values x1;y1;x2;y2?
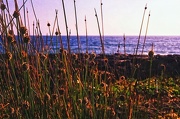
0;0;179;119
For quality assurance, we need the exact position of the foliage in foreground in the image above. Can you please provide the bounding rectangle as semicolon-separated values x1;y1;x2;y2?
0;51;180;119
0;1;179;119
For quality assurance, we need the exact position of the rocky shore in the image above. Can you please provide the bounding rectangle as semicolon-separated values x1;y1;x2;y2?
95;54;180;79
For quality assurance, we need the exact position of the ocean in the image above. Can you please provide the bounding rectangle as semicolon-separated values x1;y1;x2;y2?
1;36;180;55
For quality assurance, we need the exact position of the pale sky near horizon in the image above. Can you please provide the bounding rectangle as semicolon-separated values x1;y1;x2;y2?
7;0;180;36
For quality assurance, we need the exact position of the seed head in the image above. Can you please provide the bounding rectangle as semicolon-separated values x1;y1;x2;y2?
52;94;58;102
84;53;90;60
60;48;64;53
91;52;96;60
22;62;29;71
144;102;149;108
83;97;89;105
60;48;67;55
10;107;15;114
20;26;27;35
100;82;107;88
111;108;116;116
47;22;50;27
21;50;27;58
7;34;15;43
72;53;78;60
100;82;105;87
8;30;14;35
44;93;51;101
95;95;99;100
103;58;108;64
160;64;166;72
77;99;82;105
119;76;125;80
6;52;12;60
148;50;154;58
119;95;125;101
59;61;64;68
23;34;30;43
1;3;6;10
13;10;20;18
55;31;59;36
90;61;96;66
59;88;65;96
22;100;30;110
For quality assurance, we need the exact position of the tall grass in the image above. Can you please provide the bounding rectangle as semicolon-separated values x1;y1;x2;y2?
94;8;105;56
0;1;179;119
61;0;71;54
135;4;147;56
84;16;88;53
141;11;150;55
73;0;81;54
100;0;104;42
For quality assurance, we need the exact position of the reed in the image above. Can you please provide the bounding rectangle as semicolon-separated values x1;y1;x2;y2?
23;0;26;27
123;33;126;55
132;4;147;79
141;11;151;55
0;1;179;119
55;10;64;50
94;8;105;56
85;16;88;53
135;4;147;56
117;40;120;53
26;8;30;35
148;43;154;87
73;0;81;54
100;0;104;42
61;0;71;54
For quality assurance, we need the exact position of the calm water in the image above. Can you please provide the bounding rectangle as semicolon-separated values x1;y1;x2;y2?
1;36;180;55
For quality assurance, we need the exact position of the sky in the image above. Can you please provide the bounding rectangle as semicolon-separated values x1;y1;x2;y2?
7;0;180;36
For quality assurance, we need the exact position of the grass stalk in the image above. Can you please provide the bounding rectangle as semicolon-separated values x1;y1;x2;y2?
26;8;31;35
100;0;104;41
94;8;105;56
135;4;147;56
61;0;71;54
23;0;26;27
30;0;44;52
123;33;126;55
9;60;19;104
148;43;154;88
141;11;150;55
85;16;88;53
73;0;81;54
30;0;38;22
56;13;64;50
5;0;14;33
132;4;147;78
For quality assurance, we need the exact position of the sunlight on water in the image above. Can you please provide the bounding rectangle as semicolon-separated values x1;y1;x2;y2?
0;36;179;55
